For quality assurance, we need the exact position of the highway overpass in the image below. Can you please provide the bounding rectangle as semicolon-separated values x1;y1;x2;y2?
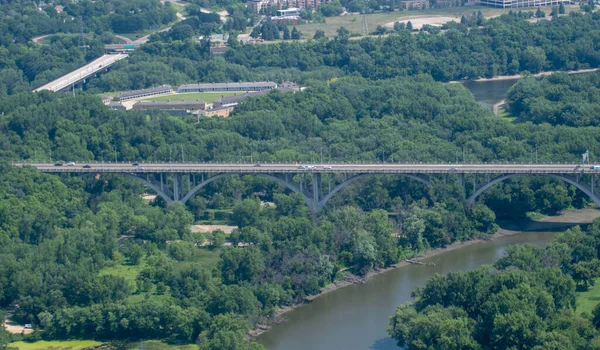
32;54;128;93
14;162;600;212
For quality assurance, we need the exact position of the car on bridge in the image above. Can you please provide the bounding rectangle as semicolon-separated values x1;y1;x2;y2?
83;164;92;169
593;166;600;171
54;161;63;166
324;165;332;170
132;162;140;166
254;164;261;167
67;162;76;166
298;165;307;169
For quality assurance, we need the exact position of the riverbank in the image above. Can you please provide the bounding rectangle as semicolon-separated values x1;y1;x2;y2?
249;208;600;338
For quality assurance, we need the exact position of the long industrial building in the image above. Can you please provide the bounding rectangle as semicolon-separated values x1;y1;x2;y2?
478;0;569;8
116;85;173;101
33;54;128;93
177;82;277;93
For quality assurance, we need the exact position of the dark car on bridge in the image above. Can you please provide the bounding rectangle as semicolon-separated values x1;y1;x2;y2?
83;164;92;169
54;161;63;166
132;162;140;166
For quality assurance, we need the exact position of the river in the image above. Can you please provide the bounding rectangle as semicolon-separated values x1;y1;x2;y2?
462;79;519;112
257;210;600;350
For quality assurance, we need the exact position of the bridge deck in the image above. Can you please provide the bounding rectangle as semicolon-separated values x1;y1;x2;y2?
13;163;598;174
32;54;128;92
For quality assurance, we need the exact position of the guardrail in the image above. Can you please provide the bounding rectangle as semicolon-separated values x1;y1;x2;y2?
20;167;586;175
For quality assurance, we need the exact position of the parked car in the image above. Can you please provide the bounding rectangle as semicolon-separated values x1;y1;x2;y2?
24;324;32;329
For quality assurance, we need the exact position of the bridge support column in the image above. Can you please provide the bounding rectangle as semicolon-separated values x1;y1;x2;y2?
173;173;183;201
458;174;465;187
311;173;321;218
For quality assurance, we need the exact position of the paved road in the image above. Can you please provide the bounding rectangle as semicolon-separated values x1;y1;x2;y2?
13;162;599;174
32;54;128;92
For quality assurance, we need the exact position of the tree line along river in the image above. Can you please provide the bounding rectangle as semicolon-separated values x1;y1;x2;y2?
257;209;600;349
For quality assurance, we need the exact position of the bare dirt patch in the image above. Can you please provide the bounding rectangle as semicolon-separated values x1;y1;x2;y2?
3;308;33;335
384;15;459;29
191;224;237;234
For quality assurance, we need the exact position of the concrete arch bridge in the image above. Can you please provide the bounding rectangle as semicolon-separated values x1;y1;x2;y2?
14;162;600;214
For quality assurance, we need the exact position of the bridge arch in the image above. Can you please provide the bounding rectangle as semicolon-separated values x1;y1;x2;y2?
123;173;174;203
180;173;305;205
315;173;431;211
468;174;600;207
125;172;432;212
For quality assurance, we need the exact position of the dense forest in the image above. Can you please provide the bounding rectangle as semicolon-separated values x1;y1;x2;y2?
388;221;600;350
3;1;600;349
506;71;600;126
87;11;600;92
1;74;594;348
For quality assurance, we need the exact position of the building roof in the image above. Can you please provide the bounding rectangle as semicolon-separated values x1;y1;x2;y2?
134;100;206;109
179;82;277;90
216;90;270;104
108;101;125;109
116;85;173;99
194;106;234;115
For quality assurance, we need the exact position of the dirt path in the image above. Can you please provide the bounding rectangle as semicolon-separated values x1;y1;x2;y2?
2;307;32;335
471;68;600;82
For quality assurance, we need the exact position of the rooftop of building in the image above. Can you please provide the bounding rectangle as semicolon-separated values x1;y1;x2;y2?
179;82;277;90
217;90;270;104
134;100;206;107
116;85;173;98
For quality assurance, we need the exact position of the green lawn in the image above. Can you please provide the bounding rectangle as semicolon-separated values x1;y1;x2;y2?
577;279;600;314
297;6;580;38
297;7;505;37
99;262;145;284
144;92;241;103
126;340;198;349
175;248;221;270
9;340;103;350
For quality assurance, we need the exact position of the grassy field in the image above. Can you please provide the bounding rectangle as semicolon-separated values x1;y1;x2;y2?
9;340;103;350
144;92;240;103
296;6;580;38
99;262;145;284
577;279;600;314
297;7;506;37
126;340;198;349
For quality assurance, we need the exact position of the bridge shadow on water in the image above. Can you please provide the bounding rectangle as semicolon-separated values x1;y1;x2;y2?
497;216;596;234
369;337;398;350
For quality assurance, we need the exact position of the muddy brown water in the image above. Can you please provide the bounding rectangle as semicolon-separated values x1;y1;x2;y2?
257;210;600;350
